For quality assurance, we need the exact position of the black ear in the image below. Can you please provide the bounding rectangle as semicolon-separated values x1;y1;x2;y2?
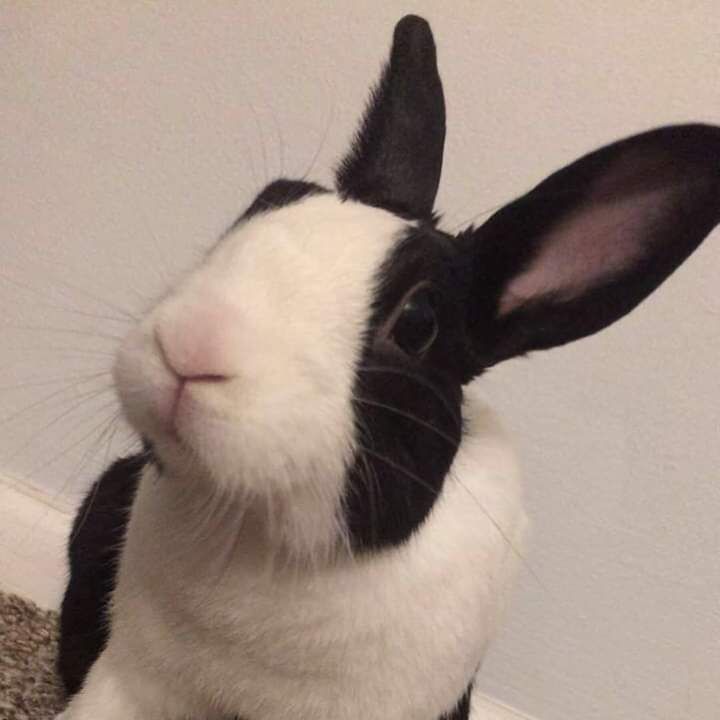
336;15;446;220
460;124;720;373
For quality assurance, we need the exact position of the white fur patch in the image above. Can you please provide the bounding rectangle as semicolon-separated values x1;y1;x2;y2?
63;388;525;720
113;193;410;559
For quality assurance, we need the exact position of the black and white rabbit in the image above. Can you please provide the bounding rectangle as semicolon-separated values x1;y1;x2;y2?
56;14;719;720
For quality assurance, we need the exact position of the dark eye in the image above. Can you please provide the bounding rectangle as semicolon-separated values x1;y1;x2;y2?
390;287;439;356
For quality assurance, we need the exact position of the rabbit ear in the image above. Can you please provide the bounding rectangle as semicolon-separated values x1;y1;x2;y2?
460;124;720;373
336;15;446;220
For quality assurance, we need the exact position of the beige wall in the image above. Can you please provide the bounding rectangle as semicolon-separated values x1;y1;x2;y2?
2;2;719;718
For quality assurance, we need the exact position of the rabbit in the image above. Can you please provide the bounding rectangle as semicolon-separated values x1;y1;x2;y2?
55;13;719;720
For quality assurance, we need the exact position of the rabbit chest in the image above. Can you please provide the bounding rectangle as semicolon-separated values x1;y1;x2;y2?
107;396;526;720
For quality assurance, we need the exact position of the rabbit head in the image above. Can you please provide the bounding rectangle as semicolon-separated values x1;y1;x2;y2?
114;15;719;560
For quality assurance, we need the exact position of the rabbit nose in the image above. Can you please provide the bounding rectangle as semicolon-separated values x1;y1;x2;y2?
155;302;241;380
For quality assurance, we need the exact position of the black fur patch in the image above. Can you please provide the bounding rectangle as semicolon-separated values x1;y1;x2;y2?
57;453;145;697
344;225;469;551
440;684;473;720
232;178;328;227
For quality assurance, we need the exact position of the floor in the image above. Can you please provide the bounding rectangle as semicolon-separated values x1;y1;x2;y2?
0;589;64;719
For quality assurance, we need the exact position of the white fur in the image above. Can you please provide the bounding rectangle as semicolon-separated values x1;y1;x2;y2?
113;194;410;559
60;388;526;720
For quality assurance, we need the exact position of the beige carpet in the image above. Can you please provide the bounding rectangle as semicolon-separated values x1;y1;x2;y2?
0;591;64;720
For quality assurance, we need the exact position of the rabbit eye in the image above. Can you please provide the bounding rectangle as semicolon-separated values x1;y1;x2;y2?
391;286;439;356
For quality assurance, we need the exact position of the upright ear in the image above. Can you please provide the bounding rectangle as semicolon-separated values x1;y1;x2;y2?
336;15;446;220
460;124;720;373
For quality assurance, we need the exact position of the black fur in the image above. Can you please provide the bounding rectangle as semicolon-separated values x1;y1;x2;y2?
441;685;472;720
234;178;328;224
336;15;446;220
345;225;467;550
58;454;145;696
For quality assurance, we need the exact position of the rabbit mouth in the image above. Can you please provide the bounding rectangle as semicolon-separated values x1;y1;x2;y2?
155;374;229;444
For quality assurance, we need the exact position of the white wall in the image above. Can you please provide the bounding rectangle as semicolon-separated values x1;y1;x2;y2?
2;2;719;719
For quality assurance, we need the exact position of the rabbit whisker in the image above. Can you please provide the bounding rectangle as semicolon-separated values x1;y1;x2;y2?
353;395;459;447
28;399;121;480
67;411;125;543
358;443;542;591
357;444;439;497
2;324;124;343
301;80;336;182
0;370;110;393
356;364;461;429
0;381;114;429
0;270;137;325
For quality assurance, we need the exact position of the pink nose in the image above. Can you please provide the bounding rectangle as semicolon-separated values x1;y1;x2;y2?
156;302;241;380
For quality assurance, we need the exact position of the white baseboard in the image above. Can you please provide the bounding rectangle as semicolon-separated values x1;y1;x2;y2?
471;696;535;720
0;473;533;720
0;473;72;610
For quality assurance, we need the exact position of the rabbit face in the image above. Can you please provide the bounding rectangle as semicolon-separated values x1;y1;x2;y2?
114;188;435;557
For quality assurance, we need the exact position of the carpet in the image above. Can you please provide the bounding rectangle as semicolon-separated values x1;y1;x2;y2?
0;591;64;720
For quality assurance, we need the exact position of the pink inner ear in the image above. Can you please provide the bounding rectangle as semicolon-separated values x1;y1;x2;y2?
499;186;669;315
